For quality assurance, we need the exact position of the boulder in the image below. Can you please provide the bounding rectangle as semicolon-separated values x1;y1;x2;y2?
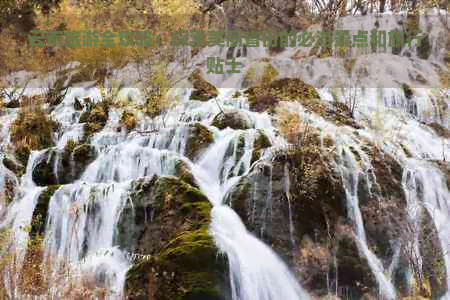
120;176;229;300
211;110;252;130
185;123;214;160
32;142;97;186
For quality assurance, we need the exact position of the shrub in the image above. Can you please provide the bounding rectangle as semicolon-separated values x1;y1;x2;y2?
119;111;137;131
10;106;59;165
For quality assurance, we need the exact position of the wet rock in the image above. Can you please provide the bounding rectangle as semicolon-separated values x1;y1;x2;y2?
2;154;25;177
185;123;214;160
419;209;447;299
174;160;199;188
357;146;407;261
189;69;218;101
211;110;252;130
244;77;319;113
122;175;229;300
5;98;20;108
32;142;97;186
73;97;83;111
2;173;17;205
80;101;109;143
250;130;272;164
225;130;383;297
427;122;450;138
402;83;413;100
20;184;60;295
417;34;431;60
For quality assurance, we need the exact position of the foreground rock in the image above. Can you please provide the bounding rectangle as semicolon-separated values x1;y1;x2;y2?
120;175;229;300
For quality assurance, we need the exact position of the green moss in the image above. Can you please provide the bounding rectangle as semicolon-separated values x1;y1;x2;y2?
185;123;214;160
189;69;218;101
211;111;251;130
232;91;241;98
124;175;227;300
250;130;272;164
402;83;413;99
80;101;109;143
30;185;60;238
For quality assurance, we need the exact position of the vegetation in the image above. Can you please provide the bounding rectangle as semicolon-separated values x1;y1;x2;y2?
118;111;137;132
10;106;59;166
79;100;110;143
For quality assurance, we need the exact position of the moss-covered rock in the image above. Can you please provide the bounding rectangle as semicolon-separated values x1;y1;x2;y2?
2;154;25;177
19;184;60;295
427;122;450;138
244;78;320;113
80;101;109;143
185;123;214;160
121;176;228;300
175;160;199;188
419;209;447;299
417;34;431;60
211;110;252;130
10;107;60;166
2;174;17;205
189;69;218;101
225;131;379;297
31;142;97;186
30;185;60;238
402;83;413;100
242;62;279;89
250;130;272;164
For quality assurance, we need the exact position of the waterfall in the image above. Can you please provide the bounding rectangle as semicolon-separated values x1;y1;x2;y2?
1;10;450;299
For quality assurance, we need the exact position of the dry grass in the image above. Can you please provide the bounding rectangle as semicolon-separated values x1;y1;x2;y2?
274;106;308;144
119;111;137;131
10;106;59;165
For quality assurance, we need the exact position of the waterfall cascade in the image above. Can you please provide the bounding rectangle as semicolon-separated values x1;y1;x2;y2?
0;9;449;300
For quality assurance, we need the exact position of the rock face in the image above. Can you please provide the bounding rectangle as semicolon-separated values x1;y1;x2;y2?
185;123;214;160
188;69;218;101
211;110;253;130
223;129;433;298
121;176;229;300
244;77;319;113
31;142;97;186
79;101;109;143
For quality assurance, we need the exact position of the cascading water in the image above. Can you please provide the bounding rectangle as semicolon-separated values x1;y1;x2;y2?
0;78;311;299
1;9;450;300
